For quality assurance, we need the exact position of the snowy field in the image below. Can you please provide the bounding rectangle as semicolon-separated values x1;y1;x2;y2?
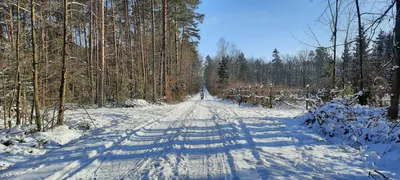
0;92;398;179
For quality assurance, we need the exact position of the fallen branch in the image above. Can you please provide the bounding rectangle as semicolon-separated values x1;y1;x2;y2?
368;169;389;180
79;104;97;129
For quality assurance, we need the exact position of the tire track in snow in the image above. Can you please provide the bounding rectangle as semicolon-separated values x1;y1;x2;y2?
176;100;229;179
47;103;186;180
224;101;340;179
170;104;196;178
120;101;198;179
207;101;243;180
215;101;272;180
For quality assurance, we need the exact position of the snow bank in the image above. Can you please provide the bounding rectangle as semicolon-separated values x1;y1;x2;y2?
123;99;150;108
301;98;399;147
0;124;82;170
299;98;400;178
38;125;81;146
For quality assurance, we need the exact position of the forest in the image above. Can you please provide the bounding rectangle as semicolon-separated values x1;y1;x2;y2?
204;0;399;121
1;0;400;179
0;0;204;130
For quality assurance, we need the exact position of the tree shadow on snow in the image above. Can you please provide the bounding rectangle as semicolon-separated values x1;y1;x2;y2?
0;115;368;180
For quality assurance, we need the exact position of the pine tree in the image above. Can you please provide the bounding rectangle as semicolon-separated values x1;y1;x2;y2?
352;27;368;92
272;48;282;85
237;52;249;82
217;56;229;90
341;40;352;91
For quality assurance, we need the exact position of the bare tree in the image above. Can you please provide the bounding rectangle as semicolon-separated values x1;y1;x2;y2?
388;0;400;120
16;1;21;125
151;0;156;102
31;0;42;130
327;0;341;87
162;0;168;96
58;0;68;125
98;0;105;107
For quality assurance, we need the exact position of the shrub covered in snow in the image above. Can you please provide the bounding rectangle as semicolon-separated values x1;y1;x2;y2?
303;98;400;149
122;99;150;108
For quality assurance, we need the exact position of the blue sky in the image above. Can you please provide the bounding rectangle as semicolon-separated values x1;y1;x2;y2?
196;0;393;61
197;0;331;60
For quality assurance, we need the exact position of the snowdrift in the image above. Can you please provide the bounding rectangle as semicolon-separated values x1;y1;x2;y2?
302;99;399;148
122;99;151;108
300;98;400;179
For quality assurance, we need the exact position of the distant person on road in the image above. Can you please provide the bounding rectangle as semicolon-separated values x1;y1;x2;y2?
237;94;242;106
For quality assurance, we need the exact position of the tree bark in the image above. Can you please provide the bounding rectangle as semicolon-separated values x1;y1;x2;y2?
175;7;179;91
57;0;68;126
151;0;156;102
388;0;400;120
16;1;21;125
111;0;119;102
9;6;13;43
31;0;42;130
126;0;134;99
138;0;146;100
332;0;339;87
355;0;364;92
98;0;105;107
3;71;6;129
355;0;367;105
90;0;95;103
162;0;168;96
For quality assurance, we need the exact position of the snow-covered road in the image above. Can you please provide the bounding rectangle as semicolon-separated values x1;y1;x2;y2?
1;94;371;179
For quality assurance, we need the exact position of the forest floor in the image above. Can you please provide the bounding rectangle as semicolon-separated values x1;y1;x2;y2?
0;92;398;179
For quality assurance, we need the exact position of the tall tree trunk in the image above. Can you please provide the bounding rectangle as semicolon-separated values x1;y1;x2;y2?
133;0;139;97
126;0;134;99
90;0;95;103
9;6;13;43
8;5;14;123
332;0;339;87
84;19;90;98
388;0;400;120
41;14;46;107
3;71;6;129
138;0;146;100
151;0;156;102
111;0;119;102
355;0;367;105
31;0;42;130
98;0;105;107
162;0;168;96
57;0;68;126
355;0;364;92
180;27;185;75
16;1;21;125
175;7;179;91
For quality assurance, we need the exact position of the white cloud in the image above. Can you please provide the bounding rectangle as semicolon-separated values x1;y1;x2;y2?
207;16;218;23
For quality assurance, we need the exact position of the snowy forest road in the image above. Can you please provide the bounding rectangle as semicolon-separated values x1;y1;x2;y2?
1;93;369;180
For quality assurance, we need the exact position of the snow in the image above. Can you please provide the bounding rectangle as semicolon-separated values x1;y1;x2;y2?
300;98;400;179
0;125;81;171
0;93;398;179
122;99;151;108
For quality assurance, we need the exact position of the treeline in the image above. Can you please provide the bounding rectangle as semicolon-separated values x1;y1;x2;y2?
205;0;400;121
205;31;393;95
0;0;204;130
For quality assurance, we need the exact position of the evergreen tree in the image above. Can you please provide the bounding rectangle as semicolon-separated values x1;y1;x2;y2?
237;52;249;82
204;55;213;90
217;56;229;90
341;40;352;90
314;47;330;84
352;27;368;91
272;48;282;85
